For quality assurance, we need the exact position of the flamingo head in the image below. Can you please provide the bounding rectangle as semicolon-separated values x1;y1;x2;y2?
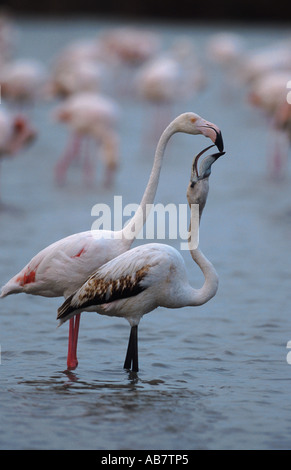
174;112;224;152
187;144;225;218
8;115;37;154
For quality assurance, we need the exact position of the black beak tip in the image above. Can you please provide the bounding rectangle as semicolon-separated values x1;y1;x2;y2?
215;132;224;152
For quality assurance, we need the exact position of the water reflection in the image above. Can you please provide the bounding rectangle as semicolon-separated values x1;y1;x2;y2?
18;366;193;401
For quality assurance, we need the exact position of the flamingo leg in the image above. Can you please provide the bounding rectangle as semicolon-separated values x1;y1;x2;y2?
104;164;116;189
268;129;289;179
54;132;82;185
124;325;139;372
82;137;95;185
67;314;81;370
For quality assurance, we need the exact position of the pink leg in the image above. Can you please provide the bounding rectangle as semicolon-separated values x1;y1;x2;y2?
67;314;81;370
54;133;82;185
82;137;95;186
267;128;288;180
104;166;115;188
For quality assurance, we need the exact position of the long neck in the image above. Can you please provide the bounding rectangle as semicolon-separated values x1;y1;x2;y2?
120;120;178;244
188;244;219;306
186;196;219;306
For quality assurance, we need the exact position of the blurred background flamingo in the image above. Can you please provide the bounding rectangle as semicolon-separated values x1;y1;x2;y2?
53;92;120;187
0;108;36;206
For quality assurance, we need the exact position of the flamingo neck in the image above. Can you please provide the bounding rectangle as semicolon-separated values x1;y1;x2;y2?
120;121;177;245
188;246;219;306
186;188;218;306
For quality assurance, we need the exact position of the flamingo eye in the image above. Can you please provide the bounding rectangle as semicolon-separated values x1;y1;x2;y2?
190;117;197;123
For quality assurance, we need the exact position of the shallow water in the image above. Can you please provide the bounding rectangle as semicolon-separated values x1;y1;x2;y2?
0;17;291;450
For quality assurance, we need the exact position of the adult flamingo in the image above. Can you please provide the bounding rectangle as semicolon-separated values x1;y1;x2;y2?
1;112;223;370
0;108;36;155
53;92;120;187
57;145;225;372
0;108;36;203
0;58;47;109
247;70;291;178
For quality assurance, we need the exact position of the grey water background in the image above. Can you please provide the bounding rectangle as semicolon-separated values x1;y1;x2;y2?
0;17;291;450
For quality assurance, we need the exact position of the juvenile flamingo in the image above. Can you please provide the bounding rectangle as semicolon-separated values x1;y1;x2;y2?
1;112;223;370
57;145;225;372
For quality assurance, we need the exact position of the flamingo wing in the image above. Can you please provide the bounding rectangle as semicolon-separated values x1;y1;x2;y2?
57;243;172;323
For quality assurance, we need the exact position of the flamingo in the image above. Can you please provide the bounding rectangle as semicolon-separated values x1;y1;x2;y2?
53;92;120;187
206;32;245;68
0;108;36;203
99;27;161;97
46;37;118;99
135;42;206;147
0;58;47;110
0;108;36;154
47;40;107;98
0;112;223;370
247;70;291;178
241;42;291;86
206;32;246;100
57;145;225;372
48;59;104;98
99;27;160;68
135;56;183;143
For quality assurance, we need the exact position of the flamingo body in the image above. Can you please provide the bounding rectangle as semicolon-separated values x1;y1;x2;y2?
0;230;127;299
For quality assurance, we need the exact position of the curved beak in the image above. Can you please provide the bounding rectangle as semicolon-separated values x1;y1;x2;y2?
190;144;214;185
190;144;225;186
214;130;224;152
197;119;224;152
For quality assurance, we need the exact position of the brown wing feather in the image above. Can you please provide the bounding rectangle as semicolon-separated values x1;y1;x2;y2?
57;265;151;321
